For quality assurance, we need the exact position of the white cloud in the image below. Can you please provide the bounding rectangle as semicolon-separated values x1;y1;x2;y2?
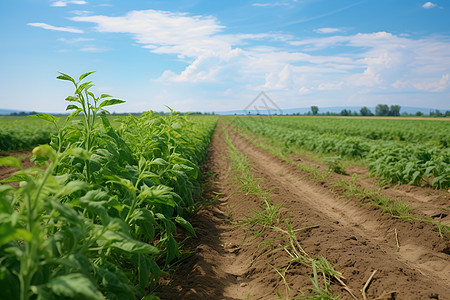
298;87;312;95
263;65;295;90
71;10;226;57
314;27;342;34
51;0;87;7
58;37;94;43
422;2;437;9
27;22;83;33
70;8;450;103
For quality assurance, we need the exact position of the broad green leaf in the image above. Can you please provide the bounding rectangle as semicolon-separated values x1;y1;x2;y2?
175;216;196;237
165;235;179;264
79;71;95;81
106;175;134;190
65;96;79;102
101;230;160;254
0;156;22;169
66;104;79;111
30;113;59;124
138;185;176;207
1;173;27;183
57;72;76;84
100;94;112;99
99;99;126;108
47;273;103;300
151;158;169;166
57;181;89;197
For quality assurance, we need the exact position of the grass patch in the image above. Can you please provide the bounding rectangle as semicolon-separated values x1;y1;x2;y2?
222;125;281;235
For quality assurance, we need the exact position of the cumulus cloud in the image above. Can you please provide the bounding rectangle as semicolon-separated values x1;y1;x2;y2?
422;2;437;9
27;22;83;33
71;10;226;57
70;8;450;101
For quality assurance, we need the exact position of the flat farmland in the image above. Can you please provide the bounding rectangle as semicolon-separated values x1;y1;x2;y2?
1;111;449;299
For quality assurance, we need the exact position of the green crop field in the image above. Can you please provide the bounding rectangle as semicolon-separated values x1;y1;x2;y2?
0;72;217;300
228;116;450;189
1;72;449;299
0;116;58;151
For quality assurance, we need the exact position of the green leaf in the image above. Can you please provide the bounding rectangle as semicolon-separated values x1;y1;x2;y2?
100;94;112;99
79;71;95;81
30;113;59;124
101;230;160;254
75;81;93;95
56;181;89;197
151;158;169;166
1;173;27;183
175;216;196;237
57;72;76;84
67;108;82;121
47;273;103;300
0;156;22;169
138;185;177;207
165;235;179;264
66;104;79;111
65;96;79;102
99;99;126;108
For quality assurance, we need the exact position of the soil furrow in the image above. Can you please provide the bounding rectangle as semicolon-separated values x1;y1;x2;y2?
224;122;450;298
157;121;450;300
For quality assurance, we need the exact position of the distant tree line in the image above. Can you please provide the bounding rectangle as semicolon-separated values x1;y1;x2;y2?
306;105;450;117
7;111;39;116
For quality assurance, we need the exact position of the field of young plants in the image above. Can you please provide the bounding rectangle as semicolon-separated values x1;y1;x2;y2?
1;73;449;299
0;117;57;152
230;116;450;189
0;72;217;300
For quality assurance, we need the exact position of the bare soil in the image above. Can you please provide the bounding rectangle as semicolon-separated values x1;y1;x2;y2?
156;121;450;300
0;150;33;186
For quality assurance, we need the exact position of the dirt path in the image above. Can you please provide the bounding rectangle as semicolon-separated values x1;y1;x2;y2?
157;121;450;299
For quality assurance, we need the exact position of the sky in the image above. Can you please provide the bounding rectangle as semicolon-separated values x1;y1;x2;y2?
0;0;449;113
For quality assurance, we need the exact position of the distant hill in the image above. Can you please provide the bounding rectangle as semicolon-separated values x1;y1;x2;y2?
214;106;448;115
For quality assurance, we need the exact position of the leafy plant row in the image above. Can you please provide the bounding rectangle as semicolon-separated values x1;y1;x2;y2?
230;117;450;189
264;116;450;147
0;72;217;300
0;117;57;151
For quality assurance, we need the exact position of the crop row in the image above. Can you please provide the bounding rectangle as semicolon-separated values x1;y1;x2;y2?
229;117;450;189
0;72;217;300
0;117;57;151
263;117;450;147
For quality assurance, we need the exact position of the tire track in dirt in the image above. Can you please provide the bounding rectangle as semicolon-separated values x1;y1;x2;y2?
224;121;450;299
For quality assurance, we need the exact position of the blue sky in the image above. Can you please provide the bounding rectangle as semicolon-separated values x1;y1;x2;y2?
0;0;449;113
